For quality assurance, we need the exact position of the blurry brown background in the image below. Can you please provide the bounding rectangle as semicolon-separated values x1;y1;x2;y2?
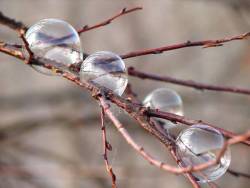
0;0;250;188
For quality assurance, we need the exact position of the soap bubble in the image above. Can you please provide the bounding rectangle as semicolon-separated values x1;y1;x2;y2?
80;51;128;96
25;18;83;75
176;124;231;183
143;88;183;133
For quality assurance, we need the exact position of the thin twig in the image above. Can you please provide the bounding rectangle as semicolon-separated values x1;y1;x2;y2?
0;11;27;31
169;148;201;188
77;6;142;34
19;30;33;64
121;32;250;59
146;109;250;146
227;169;250;179
128;67;250;96
0;42;24;59
100;107;117;188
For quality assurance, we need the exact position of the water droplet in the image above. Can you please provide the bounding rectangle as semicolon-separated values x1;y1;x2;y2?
143;88;183;133
80;51;128;96
25;18;83;75
176;124;231;183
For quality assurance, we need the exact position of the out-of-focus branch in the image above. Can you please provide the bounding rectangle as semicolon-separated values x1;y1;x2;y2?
121;32;250;59
0;11;27;31
77;6;142;34
128;67;250;96
227;169;250;179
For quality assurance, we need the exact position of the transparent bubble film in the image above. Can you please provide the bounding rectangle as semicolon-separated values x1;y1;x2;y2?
176;124;231;183
25;18;83;75
80;51;128;96
143;88;183;131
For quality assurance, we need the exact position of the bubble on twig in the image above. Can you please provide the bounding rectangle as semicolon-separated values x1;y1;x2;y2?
143;88;183;135
80;51;128;96
176;124;231;183
25;18;83;75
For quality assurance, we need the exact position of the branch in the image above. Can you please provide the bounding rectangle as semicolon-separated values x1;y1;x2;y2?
169;148;201;188
0;42;24;59
0;11;27;31
77;6;142;34
227;169;250;179
100;108;117;188
146;109;250;146
1;41;249;149
99;97;250;175
121;32;250;59
128;67;250;96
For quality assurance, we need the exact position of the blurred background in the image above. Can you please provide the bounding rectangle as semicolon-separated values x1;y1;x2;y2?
0;0;250;187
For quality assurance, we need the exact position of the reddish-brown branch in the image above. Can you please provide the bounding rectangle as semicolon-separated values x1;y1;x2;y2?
121;32;250;59
1;42;249;149
128;67;250;96
146;109;250;146
19;30;33;64
100;108;117;188
0;42;24;60
100;97;250;175
77;6;142;34
169;148;201;188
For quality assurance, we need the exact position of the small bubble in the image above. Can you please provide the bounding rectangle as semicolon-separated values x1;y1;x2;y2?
143;88;183;134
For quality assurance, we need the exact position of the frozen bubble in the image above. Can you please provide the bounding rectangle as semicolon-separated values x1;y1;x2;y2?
143;88;183;132
25;18;83;75
176;124;231;183
80;51;128;96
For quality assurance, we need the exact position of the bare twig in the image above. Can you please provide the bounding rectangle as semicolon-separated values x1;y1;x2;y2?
100;97;250;175
0;42;24;59
121;32;250;59
0;11;27;31
19;30;33;64
227;169;250;179
169;148;201;188
100;107;117;188
146;109;250;146
77;6;142;34
128;67;250;96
